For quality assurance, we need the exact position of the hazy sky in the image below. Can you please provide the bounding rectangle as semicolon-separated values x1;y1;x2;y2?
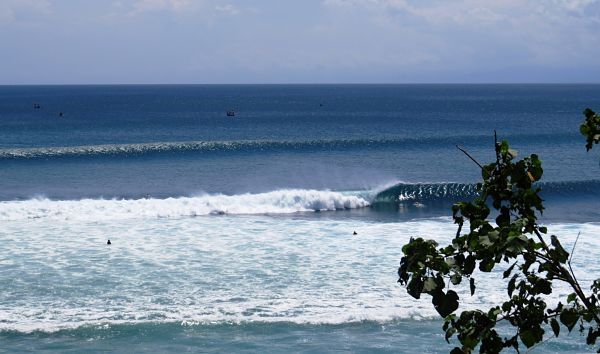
2;0;600;84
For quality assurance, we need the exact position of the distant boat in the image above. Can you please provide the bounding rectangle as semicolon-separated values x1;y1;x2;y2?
227;110;235;117
33;103;41;109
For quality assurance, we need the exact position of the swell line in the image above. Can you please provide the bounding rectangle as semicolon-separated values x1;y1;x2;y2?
0;132;575;160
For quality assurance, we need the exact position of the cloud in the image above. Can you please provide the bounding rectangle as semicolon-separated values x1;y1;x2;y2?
321;0;600;69
323;0;600;25
215;4;239;15
2;0;600;83
0;0;51;24
129;0;195;15
117;0;240;18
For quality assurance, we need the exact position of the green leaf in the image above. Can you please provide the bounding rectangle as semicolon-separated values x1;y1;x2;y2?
534;278;552;295
445;327;457;343
407;277;424;299
508;275;517;297
479;258;494;272
450;274;462;285
503;263;516;279
423;277;438;292
519;327;544;348
463;255;476;275
567;293;577;303
587;328;599;345
560;309;579;332
520;330;536;348
432;290;459;318
551;318;560;337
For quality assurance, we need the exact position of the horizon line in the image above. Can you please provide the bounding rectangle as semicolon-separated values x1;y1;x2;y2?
2;82;600;86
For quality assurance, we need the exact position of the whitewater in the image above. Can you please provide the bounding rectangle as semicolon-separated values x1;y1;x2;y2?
0;189;371;221
3;214;599;335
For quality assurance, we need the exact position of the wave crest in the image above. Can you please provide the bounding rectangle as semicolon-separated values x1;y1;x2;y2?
0;189;369;221
0;136;499;159
373;180;600;204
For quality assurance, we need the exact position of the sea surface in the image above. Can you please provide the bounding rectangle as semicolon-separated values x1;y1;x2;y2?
1;84;599;353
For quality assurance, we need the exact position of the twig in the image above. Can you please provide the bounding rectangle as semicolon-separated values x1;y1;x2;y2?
526;330;559;353
494;130;500;162
569;232;581;264
567;232;582;301
456;145;485;171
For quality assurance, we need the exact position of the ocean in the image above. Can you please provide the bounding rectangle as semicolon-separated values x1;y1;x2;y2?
1;84;599;353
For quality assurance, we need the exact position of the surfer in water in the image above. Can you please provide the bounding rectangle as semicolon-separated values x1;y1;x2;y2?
107;239;112;245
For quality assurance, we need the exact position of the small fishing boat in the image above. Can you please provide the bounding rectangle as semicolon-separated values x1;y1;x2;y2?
227;110;235;117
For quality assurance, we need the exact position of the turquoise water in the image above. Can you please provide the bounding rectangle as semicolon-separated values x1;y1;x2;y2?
1;85;600;352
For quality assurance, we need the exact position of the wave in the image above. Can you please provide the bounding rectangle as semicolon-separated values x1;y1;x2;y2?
0;180;597;221
373;179;600;204
0;132;574;160
0;138;445;160
0;189;370;221
374;182;479;203
0;321;448;353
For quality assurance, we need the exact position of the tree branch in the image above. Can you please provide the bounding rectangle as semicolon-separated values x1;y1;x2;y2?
456;145;485;172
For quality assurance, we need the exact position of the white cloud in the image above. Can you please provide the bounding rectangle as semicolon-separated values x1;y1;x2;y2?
0;0;51;24
122;0;242;18
321;0;600;69
215;4;239;15
323;0;600;25
129;0;195;15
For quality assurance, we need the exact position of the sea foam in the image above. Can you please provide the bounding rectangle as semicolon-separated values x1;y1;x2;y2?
1;217;598;333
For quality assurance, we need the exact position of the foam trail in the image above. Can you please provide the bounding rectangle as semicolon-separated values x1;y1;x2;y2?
0;189;369;221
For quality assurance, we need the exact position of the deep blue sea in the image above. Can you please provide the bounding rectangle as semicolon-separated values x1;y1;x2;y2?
1;84;599;353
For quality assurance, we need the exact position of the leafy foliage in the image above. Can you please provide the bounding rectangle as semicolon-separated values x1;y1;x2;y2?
398;109;600;353
581;108;600;151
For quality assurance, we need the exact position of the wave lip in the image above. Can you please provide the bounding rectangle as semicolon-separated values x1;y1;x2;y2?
373;180;600;204
0;189;370;221
374;182;479;203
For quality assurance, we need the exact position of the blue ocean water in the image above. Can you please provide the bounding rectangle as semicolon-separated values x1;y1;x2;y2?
1;84;599;352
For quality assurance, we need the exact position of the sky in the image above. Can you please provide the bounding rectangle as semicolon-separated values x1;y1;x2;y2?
1;0;600;84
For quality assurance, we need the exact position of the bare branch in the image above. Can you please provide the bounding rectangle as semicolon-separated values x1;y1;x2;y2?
569;231;581;264
456;145;485;171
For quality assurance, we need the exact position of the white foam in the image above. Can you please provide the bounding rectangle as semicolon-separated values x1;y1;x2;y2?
1;215;599;333
0;189;370;221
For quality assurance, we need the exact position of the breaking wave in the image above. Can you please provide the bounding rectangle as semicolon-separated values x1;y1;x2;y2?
0;180;597;221
373;179;600;204
0;189;369;221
